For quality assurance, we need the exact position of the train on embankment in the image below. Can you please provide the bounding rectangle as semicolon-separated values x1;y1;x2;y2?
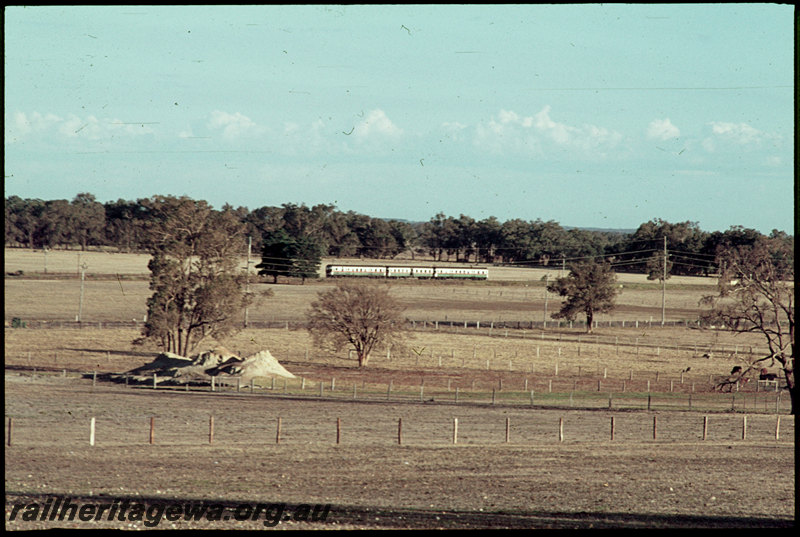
325;264;488;280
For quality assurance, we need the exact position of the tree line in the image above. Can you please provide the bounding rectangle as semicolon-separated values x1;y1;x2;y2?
4;193;793;278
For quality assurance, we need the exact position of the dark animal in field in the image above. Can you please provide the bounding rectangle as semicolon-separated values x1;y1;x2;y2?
759;368;778;381
731;366;742;375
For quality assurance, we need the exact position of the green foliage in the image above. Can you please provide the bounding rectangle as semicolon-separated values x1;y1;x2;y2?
547;261;620;333
139;196;250;356
256;229;323;283
4;194;793;286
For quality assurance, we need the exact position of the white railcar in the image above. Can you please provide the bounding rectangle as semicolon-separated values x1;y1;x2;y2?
325;264;488;280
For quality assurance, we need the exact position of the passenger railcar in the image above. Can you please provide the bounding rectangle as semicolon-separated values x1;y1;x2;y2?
325;264;488;280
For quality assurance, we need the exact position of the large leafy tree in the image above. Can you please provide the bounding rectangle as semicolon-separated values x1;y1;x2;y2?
547;260;620;333
256;229;322;283
701;237;795;414
70;193;106;251
138;196;250;356
306;281;406;367
5;196;45;249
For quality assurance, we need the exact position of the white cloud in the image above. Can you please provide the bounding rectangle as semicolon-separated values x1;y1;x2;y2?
533;106;573;144
352;109;402;139
472;106;622;157
5;111;156;143
646;118;680;141
208;110;260;140
708;121;765;145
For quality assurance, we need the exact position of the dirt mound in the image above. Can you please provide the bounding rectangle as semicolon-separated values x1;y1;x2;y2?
206;350;296;381
118;348;295;385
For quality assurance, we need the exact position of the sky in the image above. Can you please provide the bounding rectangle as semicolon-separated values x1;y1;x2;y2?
4;4;795;234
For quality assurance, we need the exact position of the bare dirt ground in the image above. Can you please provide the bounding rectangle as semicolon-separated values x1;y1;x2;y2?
4;249;795;529
4;374;795;530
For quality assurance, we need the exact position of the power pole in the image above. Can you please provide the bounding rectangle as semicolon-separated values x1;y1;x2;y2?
543;274;549;328
661;236;667;326
244;236;252;328
77;262;88;322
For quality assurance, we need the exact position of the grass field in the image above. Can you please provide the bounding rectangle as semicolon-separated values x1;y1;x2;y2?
4;248;794;529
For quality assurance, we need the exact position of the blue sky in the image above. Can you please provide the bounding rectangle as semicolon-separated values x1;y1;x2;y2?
4;4;794;233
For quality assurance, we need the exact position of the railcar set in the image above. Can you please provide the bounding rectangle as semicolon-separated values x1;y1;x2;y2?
325;264;488;280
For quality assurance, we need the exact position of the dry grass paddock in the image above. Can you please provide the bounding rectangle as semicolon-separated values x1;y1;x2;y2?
4;248;794;529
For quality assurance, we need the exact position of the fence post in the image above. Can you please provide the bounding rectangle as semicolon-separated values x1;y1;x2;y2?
610;416;615;441
652;415;657;440
209;416;214;444
453;418;458;445
558;417;564;443
397;418;403;445
775;416;781;440
7;417;12;447
89;417;96;446
505;418;510;443
149;417;155;445
336;418;341;445
741;415;747;440
276;417;282;444
702;416;708;441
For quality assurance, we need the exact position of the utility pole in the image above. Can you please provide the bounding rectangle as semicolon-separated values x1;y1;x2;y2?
244;236;252;328
661;236;667;326
77;262;88;322
543;274;549;328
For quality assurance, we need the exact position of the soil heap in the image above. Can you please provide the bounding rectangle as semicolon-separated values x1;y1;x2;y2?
118;348;295;386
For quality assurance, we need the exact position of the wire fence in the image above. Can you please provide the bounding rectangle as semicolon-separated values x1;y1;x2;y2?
5;401;791;449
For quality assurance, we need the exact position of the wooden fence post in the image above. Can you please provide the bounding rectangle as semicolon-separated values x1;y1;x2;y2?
505;417;510;443
610;416;615;441
89;417;96;446
209;416;214;444
149;417;155;445
276;417;282;444
7;417;12;447
741;415;747;440
702;416;708;441
558;417;564;443
397;418;403;445
453;418;458;445
336;418;341;445
652;415;657;440
775;416;781;440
